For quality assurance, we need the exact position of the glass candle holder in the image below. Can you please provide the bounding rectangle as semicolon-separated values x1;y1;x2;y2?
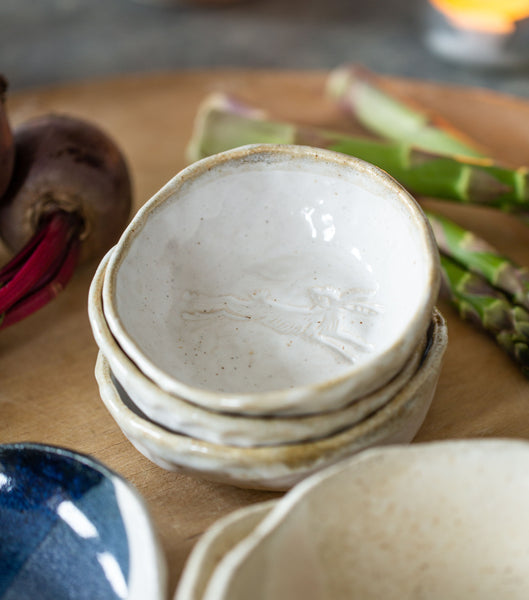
424;0;529;67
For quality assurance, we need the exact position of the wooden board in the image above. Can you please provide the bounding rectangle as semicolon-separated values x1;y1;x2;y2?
3;70;529;596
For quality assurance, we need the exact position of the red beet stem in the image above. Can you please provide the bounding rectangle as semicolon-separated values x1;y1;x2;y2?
0;235;81;329
0;211;81;316
0;224;48;286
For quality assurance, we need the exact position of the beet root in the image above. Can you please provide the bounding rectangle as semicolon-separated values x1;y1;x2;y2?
0;75;15;199
0;113;132;329
0;113;132;264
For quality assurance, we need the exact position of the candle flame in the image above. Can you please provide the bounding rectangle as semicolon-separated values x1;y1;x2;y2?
430;0;529;33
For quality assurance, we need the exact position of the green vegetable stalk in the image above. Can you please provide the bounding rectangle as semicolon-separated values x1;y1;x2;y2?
187;93;529;216
426;211;529;311
440;253;529;375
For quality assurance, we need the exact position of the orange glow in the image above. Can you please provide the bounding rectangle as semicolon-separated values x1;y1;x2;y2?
430;0;529;33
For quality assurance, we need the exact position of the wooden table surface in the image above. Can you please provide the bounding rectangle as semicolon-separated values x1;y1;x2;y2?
3;70;529;597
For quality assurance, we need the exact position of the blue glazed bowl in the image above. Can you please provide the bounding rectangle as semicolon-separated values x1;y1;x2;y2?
0;443;166;600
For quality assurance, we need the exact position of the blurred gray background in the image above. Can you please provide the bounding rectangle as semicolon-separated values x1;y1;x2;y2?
2;0;529;96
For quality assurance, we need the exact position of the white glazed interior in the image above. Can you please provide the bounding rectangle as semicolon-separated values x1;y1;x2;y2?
203;440;529;600
89;251;427;445
94;308;446;490
103;145;439;410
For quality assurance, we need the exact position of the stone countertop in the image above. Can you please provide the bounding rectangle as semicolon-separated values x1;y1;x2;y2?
2;0;529;96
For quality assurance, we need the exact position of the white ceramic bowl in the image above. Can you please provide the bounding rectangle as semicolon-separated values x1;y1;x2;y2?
175;500;276;600
201;439;529;600
102;144;439;415
90;251;427;446
94;308;446;490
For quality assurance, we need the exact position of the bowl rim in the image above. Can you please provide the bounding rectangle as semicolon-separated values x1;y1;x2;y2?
102;143;440;411
0;442;167;600
174;499;277;600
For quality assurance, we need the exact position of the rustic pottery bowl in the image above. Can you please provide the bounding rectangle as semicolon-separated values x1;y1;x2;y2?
90;251;426;447
102;143;439;416
201;439;529;600
94;308;447;490
175;500;277;600
0;443;166;600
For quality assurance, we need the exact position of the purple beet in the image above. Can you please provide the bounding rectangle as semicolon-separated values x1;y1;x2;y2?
0;114;132;329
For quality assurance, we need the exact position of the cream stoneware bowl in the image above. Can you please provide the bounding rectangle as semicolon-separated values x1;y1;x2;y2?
102;144;439;415
202;439;529;600
90;251;427;447
175;500;277;600
94;308;446;490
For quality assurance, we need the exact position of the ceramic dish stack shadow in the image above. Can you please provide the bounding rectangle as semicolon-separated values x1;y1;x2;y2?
89;144;445;490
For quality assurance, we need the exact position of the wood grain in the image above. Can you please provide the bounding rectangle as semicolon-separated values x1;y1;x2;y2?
2;70;529;596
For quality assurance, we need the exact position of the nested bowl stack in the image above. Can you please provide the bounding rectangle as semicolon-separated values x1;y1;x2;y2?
89;143;445;490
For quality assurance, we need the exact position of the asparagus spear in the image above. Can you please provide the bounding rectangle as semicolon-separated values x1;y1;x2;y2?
427;211;529;310
187;93;529;215
326;64;485;157
440;253;529;375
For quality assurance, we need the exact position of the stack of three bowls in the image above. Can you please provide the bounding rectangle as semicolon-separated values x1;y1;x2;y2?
89;144;446;491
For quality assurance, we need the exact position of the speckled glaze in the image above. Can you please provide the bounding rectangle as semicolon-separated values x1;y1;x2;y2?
94;308;447;490
90;251;427;446
175;500;277;600
102;144;440;415
0;443;166;600
202;440;529;600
